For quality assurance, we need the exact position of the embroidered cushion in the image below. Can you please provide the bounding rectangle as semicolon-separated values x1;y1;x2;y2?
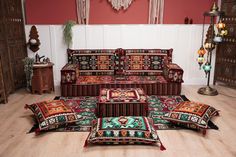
161;101;219;130
25;100;79;131
85;116;165;150
67;49;116;75
124;49;173;76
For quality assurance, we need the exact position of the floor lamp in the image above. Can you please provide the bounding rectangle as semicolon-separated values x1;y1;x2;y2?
197;2;227;96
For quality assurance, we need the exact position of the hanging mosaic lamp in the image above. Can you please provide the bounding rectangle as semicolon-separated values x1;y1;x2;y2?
197;46;206;56
219;29;228;36
202;62;212;77
204;41;215;51
197;55;205;69
213;34;223;43
216;20;226;29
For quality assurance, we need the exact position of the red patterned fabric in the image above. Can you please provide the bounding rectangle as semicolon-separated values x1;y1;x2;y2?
97;88;148;117
61;64;79;84
123;49;173;76
85;116;165;150
163;63;184;83
25;100;78;131
67;49;116;76
161;101;219;131
97;103;148;117
99;88;147;103
61;48;183;96
114;48;126;75
61;82;181;96
77;75;167;85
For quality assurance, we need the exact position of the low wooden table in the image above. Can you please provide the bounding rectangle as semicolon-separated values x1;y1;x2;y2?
97;88;148;117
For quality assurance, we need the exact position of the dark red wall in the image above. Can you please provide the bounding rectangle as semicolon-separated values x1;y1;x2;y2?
25;0;77;24
164;0;215;24
90;0;149;24
25;0;216;24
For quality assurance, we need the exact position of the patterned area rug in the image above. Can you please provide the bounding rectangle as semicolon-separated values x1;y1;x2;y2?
29;95;217;133
55;96;97;131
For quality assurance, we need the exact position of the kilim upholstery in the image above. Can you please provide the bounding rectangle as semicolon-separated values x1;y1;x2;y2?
61;48;184;96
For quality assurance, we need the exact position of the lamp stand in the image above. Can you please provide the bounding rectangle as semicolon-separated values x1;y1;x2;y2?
198;49;218;96
197;7;224;96
198;86;218;96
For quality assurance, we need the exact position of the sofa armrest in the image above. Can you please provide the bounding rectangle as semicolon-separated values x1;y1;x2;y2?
163;63;184;83
61;63;79;84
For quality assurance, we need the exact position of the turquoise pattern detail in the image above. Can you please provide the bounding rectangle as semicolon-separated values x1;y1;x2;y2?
101;116;147;130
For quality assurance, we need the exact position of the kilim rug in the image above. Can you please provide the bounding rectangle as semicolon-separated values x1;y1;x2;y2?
29;95;217;133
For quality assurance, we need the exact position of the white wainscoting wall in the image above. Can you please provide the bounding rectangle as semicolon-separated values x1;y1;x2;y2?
25;25;215;87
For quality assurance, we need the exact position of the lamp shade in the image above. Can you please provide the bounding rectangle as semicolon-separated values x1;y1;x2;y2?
217;20;226;29
204;42;215;50
197;55;205;69
197;46;206;56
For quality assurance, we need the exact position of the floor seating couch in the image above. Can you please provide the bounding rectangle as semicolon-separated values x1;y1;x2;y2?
61;48;184;96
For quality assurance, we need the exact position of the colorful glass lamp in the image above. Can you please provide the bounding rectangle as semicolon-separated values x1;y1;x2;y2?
197;2;227;96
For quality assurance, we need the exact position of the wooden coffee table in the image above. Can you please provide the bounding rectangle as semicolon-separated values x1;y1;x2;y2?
97;88;148;117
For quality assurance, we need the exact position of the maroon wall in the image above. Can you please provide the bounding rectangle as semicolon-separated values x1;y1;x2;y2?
25;0;216;24
90;0;149;24
25;0;77;24
164;0;215;24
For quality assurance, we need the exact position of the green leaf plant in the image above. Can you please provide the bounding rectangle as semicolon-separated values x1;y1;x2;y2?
63;20;76;48
22;57;34;91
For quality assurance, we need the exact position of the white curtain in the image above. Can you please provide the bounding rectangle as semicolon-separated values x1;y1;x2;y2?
148;0;164;24
76;0;90;24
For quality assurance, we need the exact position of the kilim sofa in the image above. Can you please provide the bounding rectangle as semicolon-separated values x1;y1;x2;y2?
61;48;184;96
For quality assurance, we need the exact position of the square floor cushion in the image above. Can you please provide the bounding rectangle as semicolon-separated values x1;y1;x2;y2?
25;100;79;132
161;101;219;133
84;116;166;150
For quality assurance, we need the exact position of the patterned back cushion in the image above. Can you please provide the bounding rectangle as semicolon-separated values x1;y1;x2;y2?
124;49;173;75
67;49;116;75
67;48;173;76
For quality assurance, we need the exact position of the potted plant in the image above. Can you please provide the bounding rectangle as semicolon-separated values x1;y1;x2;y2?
22;57;34;91
63;20;76;48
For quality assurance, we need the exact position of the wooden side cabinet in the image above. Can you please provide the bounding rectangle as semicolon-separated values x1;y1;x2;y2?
31;63;54;94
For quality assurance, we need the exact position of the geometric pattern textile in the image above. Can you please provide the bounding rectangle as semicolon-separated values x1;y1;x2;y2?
124;49;173;75
85;116;165;150
163;63;184;83
125;55;165;70
148;95;189;130
57;96;97;131
28;97;97;133
98;88;148;117
77;75;167;85
78;55;115;71
161;101;219;130
25;100;79;132
67;49;116;76
99;88;147;103
29;95;218;133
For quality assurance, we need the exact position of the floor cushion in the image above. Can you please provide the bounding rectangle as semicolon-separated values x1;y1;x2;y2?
84;116;166;150
25;100;79;133
161;101;219;133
